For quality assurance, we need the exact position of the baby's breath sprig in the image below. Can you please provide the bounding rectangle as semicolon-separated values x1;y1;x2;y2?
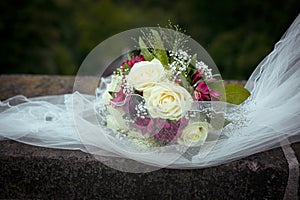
122;76;133;94
168;50;192;81
158;21;190;53
196;61;212;80
135;100;148;118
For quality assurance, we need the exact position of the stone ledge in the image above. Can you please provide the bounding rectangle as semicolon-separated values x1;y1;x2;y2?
0;140;290;199
0;75;298;199
0;74;247;100
0;75;75;100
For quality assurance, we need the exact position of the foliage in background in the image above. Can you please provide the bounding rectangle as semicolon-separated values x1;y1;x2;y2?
0;0;299;79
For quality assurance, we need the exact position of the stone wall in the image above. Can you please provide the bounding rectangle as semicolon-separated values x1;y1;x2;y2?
0;75;298;199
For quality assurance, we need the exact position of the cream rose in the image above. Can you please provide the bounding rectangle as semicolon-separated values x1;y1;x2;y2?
126;58;165;91
143;82;193;120
107;75;122;92
178;122;209;147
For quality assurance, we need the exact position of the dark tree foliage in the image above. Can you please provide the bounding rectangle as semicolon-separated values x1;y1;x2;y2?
0;0;299;79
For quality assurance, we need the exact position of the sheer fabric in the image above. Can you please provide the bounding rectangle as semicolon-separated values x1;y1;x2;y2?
1;15;299;172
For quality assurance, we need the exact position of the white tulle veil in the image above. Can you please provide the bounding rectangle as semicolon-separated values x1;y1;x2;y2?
1;15;300;173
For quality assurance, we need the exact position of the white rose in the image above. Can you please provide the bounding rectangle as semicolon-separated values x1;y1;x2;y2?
107;75;122;92
126;58;165;91
143;82;193;120
178;122;209;147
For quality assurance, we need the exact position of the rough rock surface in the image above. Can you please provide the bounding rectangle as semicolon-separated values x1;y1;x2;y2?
0;75;298;199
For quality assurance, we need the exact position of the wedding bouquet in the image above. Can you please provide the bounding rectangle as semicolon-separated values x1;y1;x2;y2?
1;16;299;173
95;28;249;151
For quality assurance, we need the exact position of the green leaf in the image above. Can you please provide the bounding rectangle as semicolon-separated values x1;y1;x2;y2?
179;74;193;94
186;65;195;77
139;37;154;61
185;54;198;84
189;54;197;67
224;84;250;105
151;30;165;49
153;49;169;66
151;30;169;66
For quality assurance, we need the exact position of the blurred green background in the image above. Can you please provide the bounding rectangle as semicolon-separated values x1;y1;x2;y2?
0;0;299;79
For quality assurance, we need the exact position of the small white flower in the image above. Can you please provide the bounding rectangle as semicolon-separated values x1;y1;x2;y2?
196;61;212;79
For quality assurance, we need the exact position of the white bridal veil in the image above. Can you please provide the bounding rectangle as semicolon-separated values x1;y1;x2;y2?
0;15;299;173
